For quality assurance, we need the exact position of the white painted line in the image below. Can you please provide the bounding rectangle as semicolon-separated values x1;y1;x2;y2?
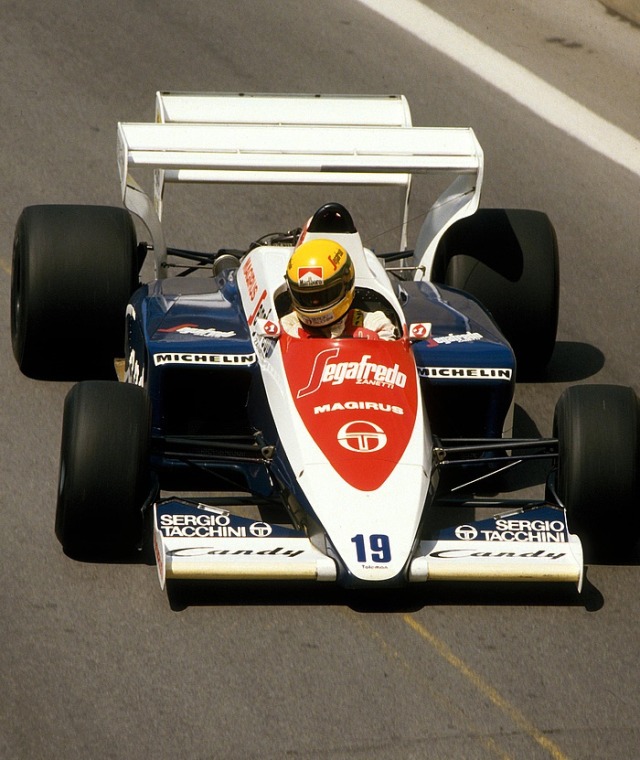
355;0;640;177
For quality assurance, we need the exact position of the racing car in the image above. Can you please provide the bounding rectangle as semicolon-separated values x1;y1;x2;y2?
11;92;639;592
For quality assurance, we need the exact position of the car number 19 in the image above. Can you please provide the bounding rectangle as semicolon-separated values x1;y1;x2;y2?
351;534;391;563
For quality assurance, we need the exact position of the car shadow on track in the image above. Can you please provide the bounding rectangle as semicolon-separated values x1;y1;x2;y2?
540;341;605;383
164;573;603;613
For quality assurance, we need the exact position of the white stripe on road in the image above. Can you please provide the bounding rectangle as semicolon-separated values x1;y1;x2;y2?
355;0;640;177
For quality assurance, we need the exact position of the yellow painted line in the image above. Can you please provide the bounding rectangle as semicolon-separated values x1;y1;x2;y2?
0;258;11;275
484;737;515;760
402;614;572;760
345;611;514;760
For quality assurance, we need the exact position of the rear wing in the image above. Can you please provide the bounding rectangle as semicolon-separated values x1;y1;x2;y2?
117;92;483;277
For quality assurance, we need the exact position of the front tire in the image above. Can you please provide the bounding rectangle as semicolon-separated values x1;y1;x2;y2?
55;381;152;559
554;384;640;559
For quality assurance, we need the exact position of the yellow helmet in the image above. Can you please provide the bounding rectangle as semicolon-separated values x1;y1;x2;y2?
286;239;355;327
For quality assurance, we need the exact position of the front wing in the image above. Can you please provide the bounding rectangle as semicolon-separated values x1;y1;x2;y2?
153;501;337;587
153;501;583;589
412;504;584;589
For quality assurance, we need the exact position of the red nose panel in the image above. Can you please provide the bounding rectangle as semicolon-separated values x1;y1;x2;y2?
281;336;419;491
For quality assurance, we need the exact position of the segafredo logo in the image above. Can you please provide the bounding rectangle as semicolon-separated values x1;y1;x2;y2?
297;348;407;399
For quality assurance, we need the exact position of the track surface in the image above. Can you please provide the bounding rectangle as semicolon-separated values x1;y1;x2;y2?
1;2;639;758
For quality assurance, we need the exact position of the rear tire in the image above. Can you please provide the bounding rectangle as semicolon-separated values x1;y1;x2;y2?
554;384;640;559
11;205;138;380
434;209;559;378
55;381;151;559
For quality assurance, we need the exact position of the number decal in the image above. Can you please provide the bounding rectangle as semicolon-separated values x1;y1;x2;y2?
351;534;366;562
351;534;391;563
370;534;391;563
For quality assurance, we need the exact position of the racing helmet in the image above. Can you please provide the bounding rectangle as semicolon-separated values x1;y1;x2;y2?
286;239;355;327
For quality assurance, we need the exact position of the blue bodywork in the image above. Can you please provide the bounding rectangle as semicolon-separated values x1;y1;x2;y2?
124;262;515;504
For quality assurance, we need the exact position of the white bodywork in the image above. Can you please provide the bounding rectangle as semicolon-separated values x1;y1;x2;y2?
132;93;582;589
236;232;431;584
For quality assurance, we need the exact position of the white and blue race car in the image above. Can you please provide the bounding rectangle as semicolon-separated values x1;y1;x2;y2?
11;93;639;593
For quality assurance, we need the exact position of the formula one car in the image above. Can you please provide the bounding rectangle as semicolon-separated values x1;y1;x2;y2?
11;93;639;592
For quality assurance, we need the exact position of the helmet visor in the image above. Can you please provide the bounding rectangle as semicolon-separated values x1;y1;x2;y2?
291;278;350;312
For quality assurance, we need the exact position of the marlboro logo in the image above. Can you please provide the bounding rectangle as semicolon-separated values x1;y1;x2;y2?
298;267;324;286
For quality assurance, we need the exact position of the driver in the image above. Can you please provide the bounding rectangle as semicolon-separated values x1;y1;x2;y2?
281;239;397;340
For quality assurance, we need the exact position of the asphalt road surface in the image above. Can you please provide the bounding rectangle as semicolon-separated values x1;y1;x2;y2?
1;1;639;758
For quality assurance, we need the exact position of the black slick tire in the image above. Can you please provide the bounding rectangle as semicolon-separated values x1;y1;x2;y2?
55;381;151;559
11;205;138;380
434;209;559;378
554;384;639;560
